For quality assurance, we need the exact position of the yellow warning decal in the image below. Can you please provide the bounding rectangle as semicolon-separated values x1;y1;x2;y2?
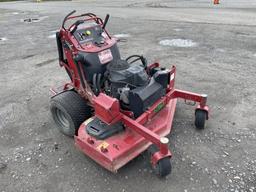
97;141;109;150
83;117;94;126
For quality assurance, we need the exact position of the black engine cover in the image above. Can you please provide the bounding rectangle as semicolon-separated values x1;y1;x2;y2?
108;59;149;98
128;78;165;118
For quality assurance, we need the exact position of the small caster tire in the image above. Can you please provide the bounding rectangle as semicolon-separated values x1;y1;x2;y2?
195;110;207;129
148;144;172;177
154;157;172;177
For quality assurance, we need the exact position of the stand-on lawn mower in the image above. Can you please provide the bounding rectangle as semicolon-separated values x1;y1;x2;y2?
50;10;209;177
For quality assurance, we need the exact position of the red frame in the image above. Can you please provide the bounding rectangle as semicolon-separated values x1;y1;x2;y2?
52;13;209;172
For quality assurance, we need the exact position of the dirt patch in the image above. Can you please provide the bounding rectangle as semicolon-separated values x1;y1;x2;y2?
23;18;40;23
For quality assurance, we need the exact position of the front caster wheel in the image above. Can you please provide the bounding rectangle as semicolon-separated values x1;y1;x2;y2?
195;110;207;129
154;157;172;177
148;145;172;177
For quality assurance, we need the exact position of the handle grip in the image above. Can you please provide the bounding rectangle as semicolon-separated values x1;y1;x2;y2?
70;20;84;34
62;10;76;29
102;14;110;30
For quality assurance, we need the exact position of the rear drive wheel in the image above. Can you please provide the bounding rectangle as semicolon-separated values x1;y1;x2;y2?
50;90;92;136
195;110;207;129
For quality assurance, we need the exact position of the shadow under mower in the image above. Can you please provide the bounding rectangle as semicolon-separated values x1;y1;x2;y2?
50;10;209;177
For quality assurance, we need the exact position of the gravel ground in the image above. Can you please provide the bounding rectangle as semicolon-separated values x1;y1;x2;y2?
0;0;256;192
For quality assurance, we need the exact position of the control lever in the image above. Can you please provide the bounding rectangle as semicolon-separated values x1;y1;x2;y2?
94;38;105;47
70;20;84;34
102;14;110;30
62;10;76;30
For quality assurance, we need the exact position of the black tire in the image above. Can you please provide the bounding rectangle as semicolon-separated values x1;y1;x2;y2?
195;110;207;129
155;157;172;177
148;144;172;177
50;90;92;137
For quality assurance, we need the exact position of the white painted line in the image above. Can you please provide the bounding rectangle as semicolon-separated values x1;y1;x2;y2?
48;34;56;39
159;39;197;47
216;48;226;53
173;28;182;32
113;33;130;38
0;37;8;41
50;30;58;33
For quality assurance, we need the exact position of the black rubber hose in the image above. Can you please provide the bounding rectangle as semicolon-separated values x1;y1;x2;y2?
93;74;98;96
125;55;141;62
126;55;147;69
73;54;86;89
97;73;102;94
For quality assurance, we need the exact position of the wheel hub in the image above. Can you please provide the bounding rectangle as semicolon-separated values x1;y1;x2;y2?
55;108;70;129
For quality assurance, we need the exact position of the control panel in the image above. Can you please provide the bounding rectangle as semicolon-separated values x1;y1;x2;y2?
73;24;106;46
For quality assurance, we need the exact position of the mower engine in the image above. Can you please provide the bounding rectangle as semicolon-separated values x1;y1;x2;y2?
107;58;170;118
